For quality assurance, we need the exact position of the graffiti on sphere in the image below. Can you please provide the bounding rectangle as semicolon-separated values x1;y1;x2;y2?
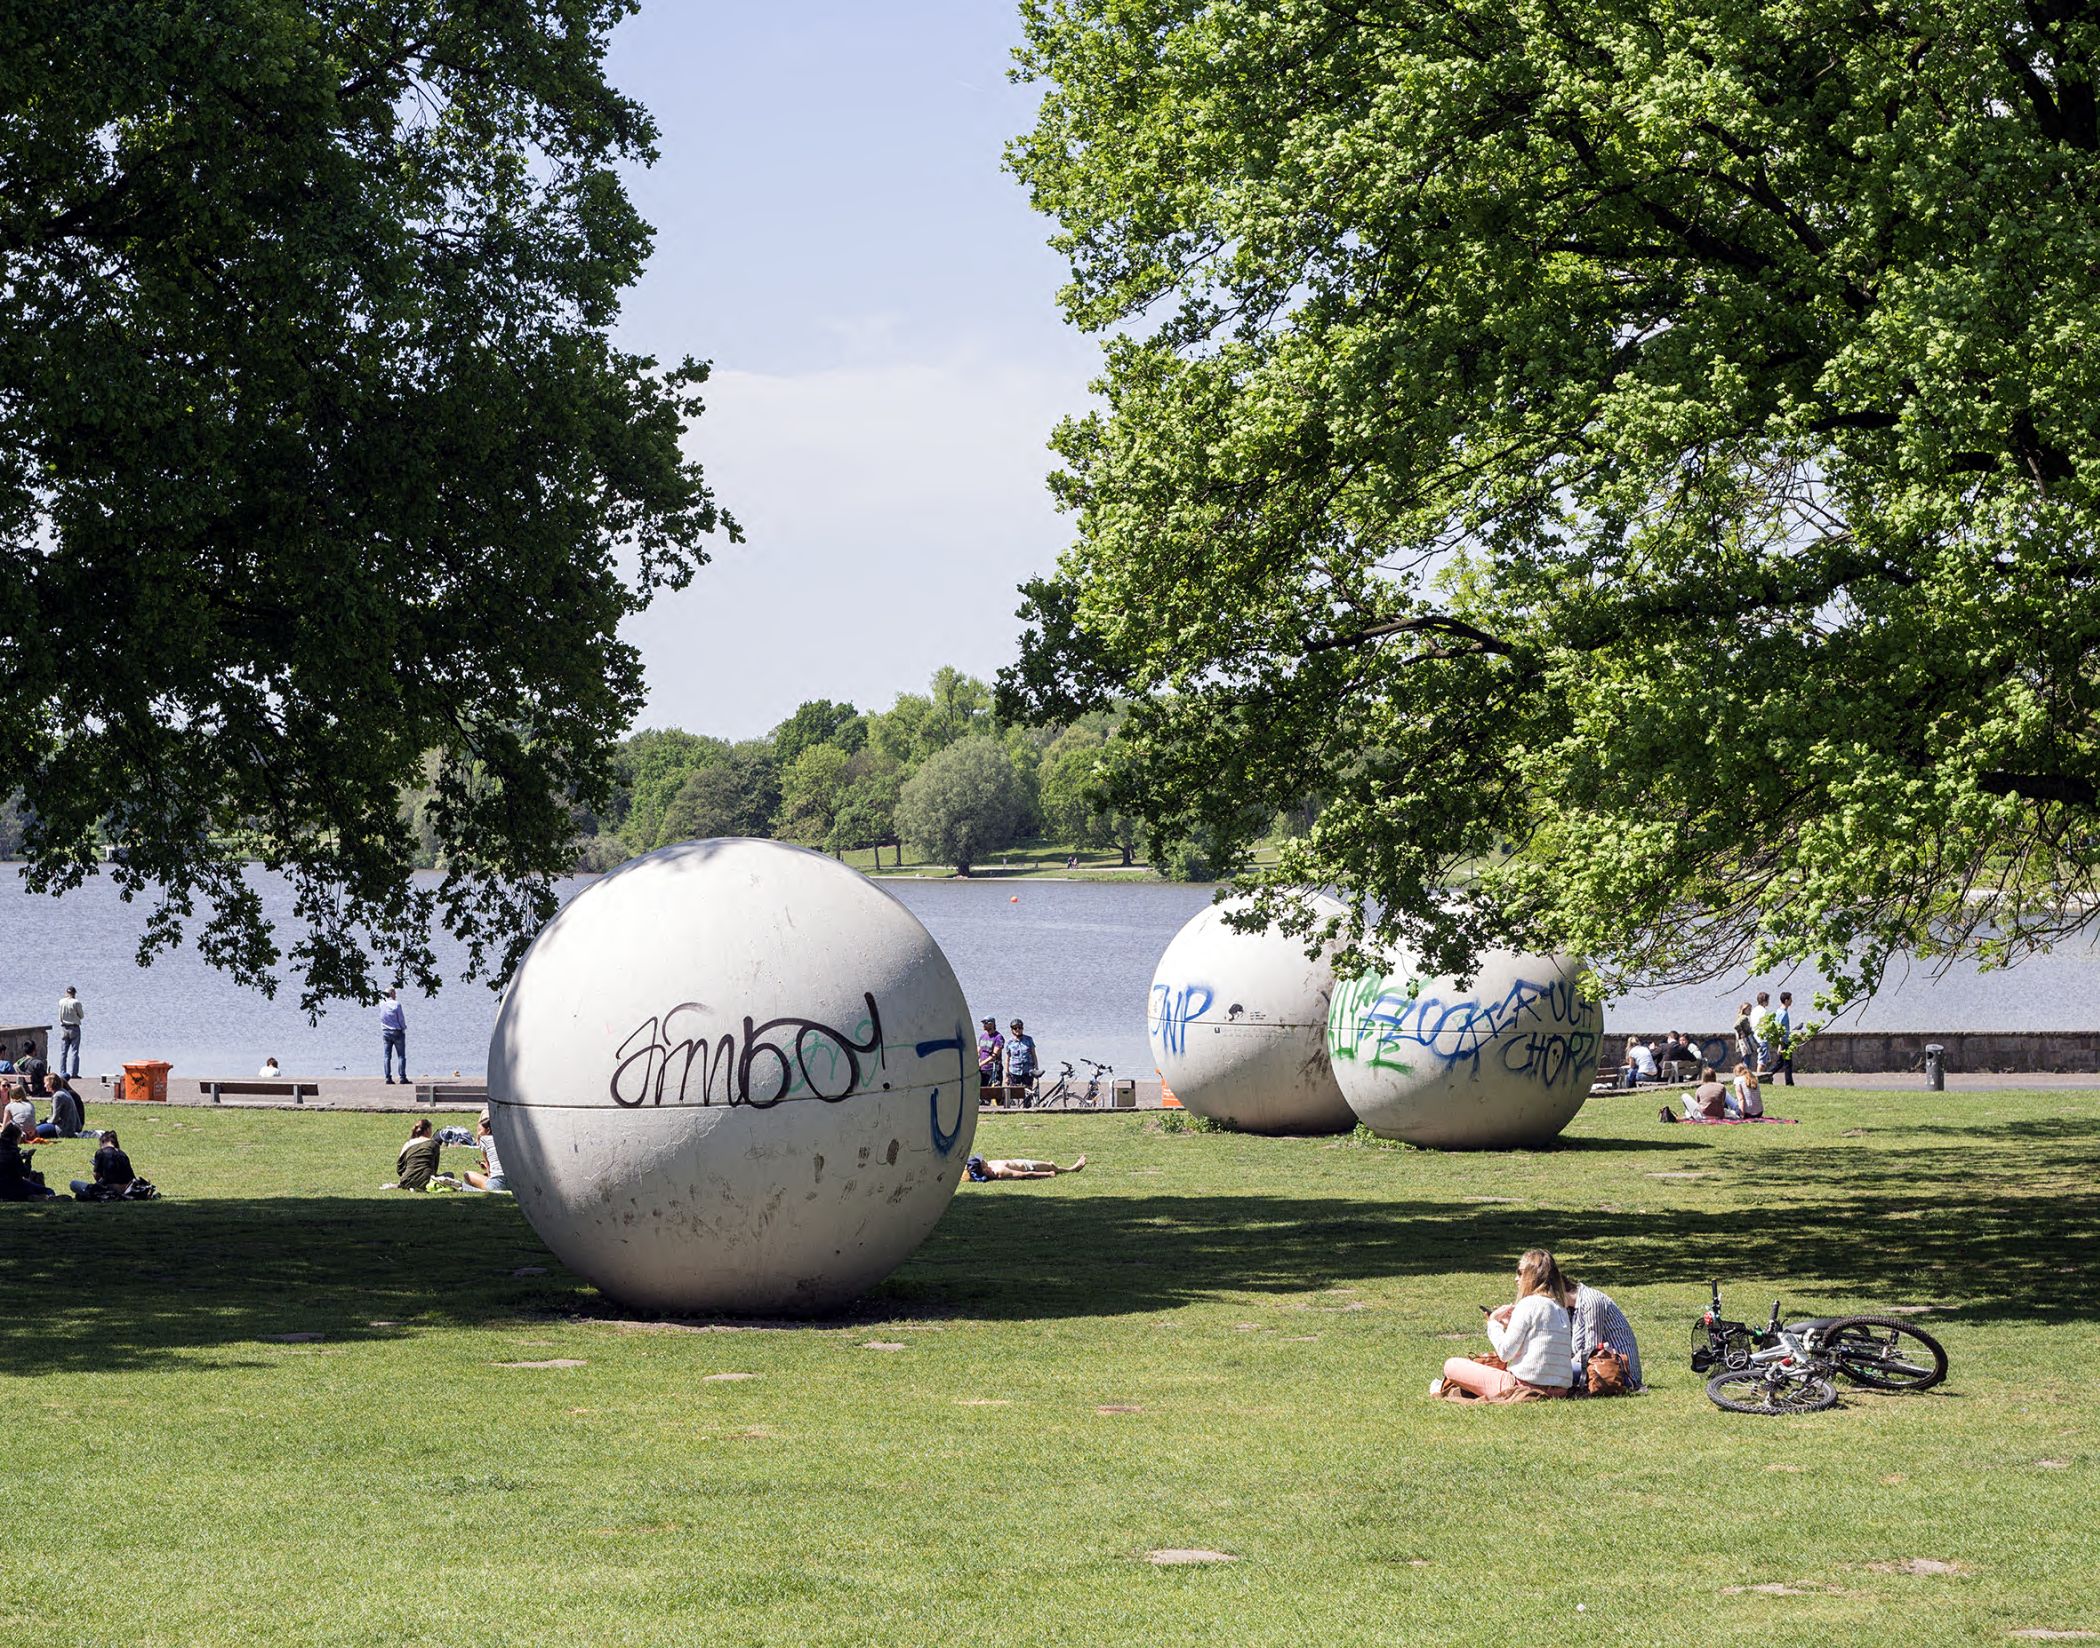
610;993;887;1109
1149;982;1215;1058
1330;972;1599;1088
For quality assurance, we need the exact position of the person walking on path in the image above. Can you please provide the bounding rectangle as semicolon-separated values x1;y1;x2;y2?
380;988;408;1085
56;987;85;1078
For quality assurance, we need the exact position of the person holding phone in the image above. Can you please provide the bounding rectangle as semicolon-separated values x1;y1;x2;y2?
1431;1249;1574;1402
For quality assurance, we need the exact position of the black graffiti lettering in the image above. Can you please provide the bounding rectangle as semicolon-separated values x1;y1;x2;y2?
609;993;887;1109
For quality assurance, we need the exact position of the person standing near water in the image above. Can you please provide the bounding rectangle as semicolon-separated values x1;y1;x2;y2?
380;988;408;1085
56;986;85;1078
1004;1019;1039;1095
977;1018;1005;1089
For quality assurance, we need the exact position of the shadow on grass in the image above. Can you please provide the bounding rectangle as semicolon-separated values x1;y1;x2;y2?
11;1158;2092;1376
8;1194;556;1377
898;1175;2098;1328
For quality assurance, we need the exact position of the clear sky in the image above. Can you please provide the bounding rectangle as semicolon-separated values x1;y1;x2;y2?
601;4;1097;739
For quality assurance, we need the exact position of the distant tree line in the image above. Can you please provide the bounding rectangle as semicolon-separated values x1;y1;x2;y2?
398;667;1157;879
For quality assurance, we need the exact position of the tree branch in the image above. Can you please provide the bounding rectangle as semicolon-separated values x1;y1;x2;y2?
1978;771;2098;806
1306;613;1516;656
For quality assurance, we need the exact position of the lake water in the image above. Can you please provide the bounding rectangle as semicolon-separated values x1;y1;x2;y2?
2;867;2094;1079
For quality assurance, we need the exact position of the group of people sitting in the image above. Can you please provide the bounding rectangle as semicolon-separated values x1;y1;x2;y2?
1432;1248;1644;1402
1616;1033;1703;1086
1;1121;143;1201
390;1113;507;1193
4;1051;87;1140
1661;1063;1765;1122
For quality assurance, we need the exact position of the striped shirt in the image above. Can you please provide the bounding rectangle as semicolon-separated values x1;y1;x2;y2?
1569;1284;1643;1388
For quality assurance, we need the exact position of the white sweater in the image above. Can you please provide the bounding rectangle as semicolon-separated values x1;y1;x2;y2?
1485;1294;1574;1387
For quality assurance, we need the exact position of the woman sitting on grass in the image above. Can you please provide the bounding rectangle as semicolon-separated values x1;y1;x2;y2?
464;1112;508;1193
1432;1248;1574;1402
70;1129;136;1198
1663;1066;1728;1123
1730;1063;1764;1119
0;1120;56;1199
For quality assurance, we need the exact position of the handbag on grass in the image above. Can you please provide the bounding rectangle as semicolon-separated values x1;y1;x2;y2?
1585;1345;1633;1396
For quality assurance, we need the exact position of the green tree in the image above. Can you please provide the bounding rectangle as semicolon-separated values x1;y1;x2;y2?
655;741;781;846
1038;719;1141;866
618;729;731;855
830;751;907;864
868;668;998;766
770;699;866;768
894;735;1028;876
0;3;735;1010
1005;0;2100;1002
778;743;852;845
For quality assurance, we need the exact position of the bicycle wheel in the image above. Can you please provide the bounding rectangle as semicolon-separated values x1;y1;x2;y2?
1818;1316;1948;1391
1706;1368;1839;1415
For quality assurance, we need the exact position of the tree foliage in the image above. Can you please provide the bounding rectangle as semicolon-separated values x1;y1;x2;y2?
655;741;781;845
894;734;1030;875
771;699;866;768
0;2;735;1010
1005;0;2100;1003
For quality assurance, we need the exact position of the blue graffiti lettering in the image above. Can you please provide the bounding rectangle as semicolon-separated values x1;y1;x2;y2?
1149;982;1215;1058
917;1031;970;1157
1336;975;1599;1089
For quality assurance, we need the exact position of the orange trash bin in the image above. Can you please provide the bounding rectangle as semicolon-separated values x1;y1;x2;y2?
122;1059;172;1103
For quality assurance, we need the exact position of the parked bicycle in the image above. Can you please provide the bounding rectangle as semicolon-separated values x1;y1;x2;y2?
1035;1058;1114;1110
1692;1281;1948;1414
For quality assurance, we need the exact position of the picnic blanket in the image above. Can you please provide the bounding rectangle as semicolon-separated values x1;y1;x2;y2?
1671;1114;1799;1126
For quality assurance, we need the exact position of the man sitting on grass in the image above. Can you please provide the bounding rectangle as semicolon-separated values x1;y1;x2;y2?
964;1153;1085;1181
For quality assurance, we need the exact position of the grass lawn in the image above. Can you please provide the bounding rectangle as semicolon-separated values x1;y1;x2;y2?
5;1090;2095;1646
833;839;1157;880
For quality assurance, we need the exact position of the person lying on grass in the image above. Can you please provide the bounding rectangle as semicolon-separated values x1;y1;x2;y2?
964;1153;1086;1181
1431;1247;1575;1403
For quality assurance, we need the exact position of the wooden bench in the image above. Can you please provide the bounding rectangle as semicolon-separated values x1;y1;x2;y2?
416;1081;489;1107
200;1078;319;1105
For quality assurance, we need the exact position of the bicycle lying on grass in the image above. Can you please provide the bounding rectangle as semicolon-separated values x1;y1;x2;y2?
1691;1281;1948;1414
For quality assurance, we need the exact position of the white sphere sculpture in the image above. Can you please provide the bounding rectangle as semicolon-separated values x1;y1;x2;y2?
1146;894;1357;1134
488;839;978;1315
1326;950;1601;1148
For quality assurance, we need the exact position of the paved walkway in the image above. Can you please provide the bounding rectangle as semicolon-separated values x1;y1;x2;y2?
67;1073;489;1113
67;1070;2096;1117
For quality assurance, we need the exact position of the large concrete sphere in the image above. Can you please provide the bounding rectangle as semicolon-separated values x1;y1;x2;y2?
488;839;977;1315
1146;894;1357;1134
1326;950;1601;1148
